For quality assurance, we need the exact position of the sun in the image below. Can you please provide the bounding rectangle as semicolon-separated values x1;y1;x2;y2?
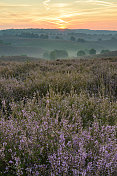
58;25;66;29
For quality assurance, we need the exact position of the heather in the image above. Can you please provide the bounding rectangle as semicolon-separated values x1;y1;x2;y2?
0;58;117;176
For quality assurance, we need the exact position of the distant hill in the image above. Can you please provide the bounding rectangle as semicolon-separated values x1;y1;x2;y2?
1;28;117;34
0;29;117;58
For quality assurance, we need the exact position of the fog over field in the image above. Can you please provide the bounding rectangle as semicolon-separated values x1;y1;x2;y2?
0;29;117;58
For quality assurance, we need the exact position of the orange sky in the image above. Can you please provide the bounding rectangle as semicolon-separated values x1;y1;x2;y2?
0;0;117;30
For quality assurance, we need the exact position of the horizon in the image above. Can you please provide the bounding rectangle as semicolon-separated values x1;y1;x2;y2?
1;28;117;32
0;0;117;30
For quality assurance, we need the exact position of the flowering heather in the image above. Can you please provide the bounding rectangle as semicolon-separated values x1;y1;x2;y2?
0;57;117;175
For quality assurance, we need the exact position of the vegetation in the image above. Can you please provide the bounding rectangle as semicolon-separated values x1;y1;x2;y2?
89;48;96;55
18;32;39;38
43;52;50;59
101;49;110;54
0;40;3;44
0;29;117;57
50;50;68;60
55;36;60;40
40;34;49;39
77;50;86;56
70;36;76;41
0;57;117;175
77;38;86;43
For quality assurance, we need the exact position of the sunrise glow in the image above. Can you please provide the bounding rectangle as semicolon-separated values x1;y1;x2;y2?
0;0;117;30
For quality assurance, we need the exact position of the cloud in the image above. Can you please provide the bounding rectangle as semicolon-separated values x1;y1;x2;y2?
43;0;51;10
88;0;113;7
0;0;117;30
75;0;114;7
0;3;32;7
51;3;69;8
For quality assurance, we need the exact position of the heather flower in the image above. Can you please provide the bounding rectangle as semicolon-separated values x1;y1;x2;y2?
0;59;117;175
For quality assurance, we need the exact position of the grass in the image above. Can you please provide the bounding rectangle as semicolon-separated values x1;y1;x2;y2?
1;34;117;58
2;35;117;57
0;57;117;175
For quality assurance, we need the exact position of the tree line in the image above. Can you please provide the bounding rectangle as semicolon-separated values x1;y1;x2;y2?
43;49;111;60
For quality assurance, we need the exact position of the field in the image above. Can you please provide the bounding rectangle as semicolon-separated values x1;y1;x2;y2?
0;57;117;175
0;29;117;58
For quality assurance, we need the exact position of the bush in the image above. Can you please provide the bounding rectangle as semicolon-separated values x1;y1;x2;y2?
70;36;75;41
40;34;49;39
100;50;110;54
50;50;68;60
77;50;86;56
89;48;96;55
18;32;39;38
50;51;56;60
43;52;49;59
0;58;117;175
77;38;86;43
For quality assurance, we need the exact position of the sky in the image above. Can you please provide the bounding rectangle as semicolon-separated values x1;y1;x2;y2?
0;0;117;30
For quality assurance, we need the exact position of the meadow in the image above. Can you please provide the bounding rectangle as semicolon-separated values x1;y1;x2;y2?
0;29;117;58
0;57;117;175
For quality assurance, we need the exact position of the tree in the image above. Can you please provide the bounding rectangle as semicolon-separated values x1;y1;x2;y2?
50;51;56;60
70;36;75;41
43;52;49;59
0;40;3;44
111;37;115;40
89;49;96;55
50;50;68;60
55;36;60;39
98;38;102;41
40;34;49;39
18;32;39;38
100;50;110;54
77;50;86;56
77;38;86;43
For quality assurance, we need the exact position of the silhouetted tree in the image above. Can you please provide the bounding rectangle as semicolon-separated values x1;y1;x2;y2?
0;40;3;44
50;50;68;60
70;36;75;41
50;51;56;60
43;52;49;59
77;50;86;56
77;38;86;43
100;50;110;54
89;49;96;55
40;34;49;39
55;36;60;39
18;32;39;38
98;38;102;41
